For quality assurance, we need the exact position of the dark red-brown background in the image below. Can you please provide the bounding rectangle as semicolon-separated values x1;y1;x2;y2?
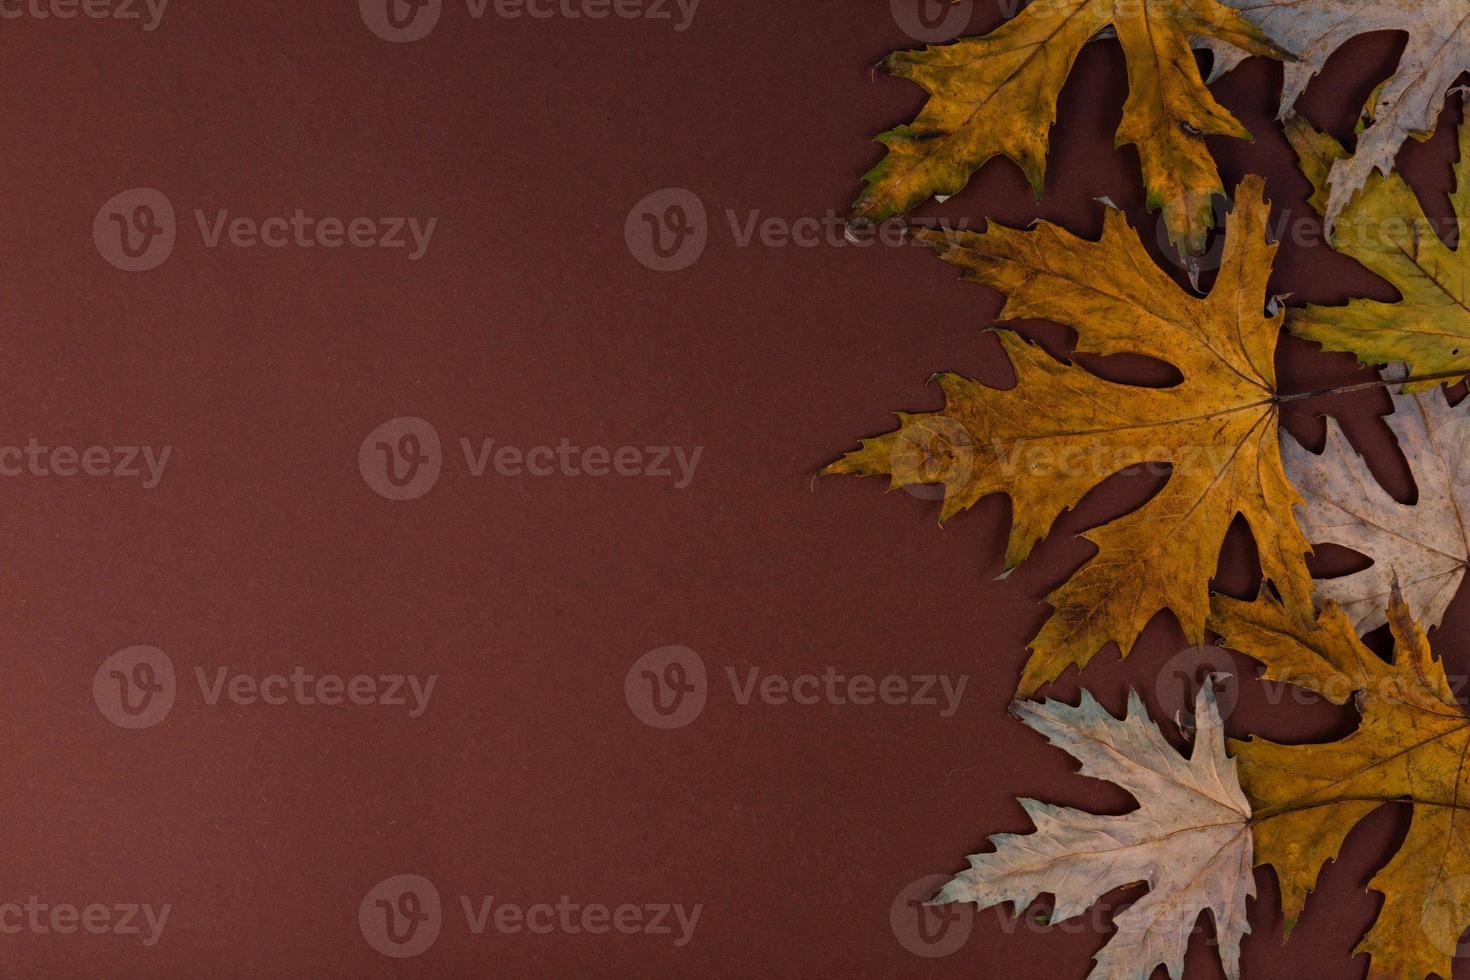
0;2;1463;977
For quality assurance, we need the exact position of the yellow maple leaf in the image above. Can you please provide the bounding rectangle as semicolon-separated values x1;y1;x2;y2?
851;0;1290;257
1284;113;1470;390
1210;587;1470;980
825;175;1313;696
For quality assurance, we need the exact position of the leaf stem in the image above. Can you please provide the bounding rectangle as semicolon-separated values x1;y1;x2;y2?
1275;370;1468;403
1249;792;1470;826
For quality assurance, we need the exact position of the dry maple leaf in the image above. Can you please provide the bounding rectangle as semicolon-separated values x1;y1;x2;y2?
1282;112;1470;385
825;175;1313;696
1210;587;1470;979
1282;366;1470;635
935;684;1254;979
1203;0;1470;228
851;0;1290;256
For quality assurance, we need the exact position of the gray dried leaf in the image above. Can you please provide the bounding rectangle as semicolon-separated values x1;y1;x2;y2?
1283;367;1470;634
934;685;1254;980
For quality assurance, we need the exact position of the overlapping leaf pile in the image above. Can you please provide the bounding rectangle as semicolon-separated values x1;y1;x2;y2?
1210;588;1470;980
1204;0;1470;229
832;4;1470;976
